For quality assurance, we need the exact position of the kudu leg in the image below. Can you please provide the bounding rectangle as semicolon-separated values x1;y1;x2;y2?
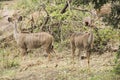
72;47;76;64
50;47;58;61
46;47;52;61
21;48;27;56
78;49;81;61
52;49;58;60
86;51;91;71
48;53;51;61
47;45;57;61
51;45;57;58
51;47;59;67
21;48;27;60
46;50;51;61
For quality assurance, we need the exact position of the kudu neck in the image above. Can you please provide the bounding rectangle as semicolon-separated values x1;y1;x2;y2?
14;21;19;34
88;28;94;45
89;28;93;34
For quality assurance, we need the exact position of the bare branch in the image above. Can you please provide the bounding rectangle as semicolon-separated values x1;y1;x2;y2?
72;7;93;15
60;0;72;14
40;4;50;31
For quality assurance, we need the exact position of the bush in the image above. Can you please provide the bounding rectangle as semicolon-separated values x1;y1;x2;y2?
93;28;118;53
114;64;120;74
114;46;120;74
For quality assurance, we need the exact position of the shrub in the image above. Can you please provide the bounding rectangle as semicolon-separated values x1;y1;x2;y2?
114;46;120;74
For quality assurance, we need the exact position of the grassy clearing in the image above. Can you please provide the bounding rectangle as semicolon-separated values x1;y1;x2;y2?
0;48;118;80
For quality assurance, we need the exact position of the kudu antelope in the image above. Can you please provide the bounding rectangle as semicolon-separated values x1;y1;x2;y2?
8;16;56;61
70;28;94;67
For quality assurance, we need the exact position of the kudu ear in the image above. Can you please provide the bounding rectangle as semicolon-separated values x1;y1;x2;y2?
8;17;13;23
18;16;22;22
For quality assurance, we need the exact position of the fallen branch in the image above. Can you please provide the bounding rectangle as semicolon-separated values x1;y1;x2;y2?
72;7;93;15
60;0;72;14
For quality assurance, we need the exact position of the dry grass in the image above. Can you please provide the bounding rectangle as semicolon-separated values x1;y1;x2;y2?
0;48;118;80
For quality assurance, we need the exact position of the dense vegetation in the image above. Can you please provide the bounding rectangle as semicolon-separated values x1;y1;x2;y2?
73;0;120;28
12;0;119;52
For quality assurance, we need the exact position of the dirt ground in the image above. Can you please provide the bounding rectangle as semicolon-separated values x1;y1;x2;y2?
0;50;117;80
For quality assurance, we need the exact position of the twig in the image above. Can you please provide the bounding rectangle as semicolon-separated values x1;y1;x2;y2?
40;4;50;31
60;0;72;14
72;7;93;15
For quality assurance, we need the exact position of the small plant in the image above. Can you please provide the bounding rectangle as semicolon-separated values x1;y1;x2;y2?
114;64;120;74
0;49;19;69
114;45;120;74
3;59;19;69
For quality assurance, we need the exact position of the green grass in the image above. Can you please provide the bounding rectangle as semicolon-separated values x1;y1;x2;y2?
0;48;20;69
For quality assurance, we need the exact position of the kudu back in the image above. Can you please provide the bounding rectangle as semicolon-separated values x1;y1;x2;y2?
8;16;55;61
